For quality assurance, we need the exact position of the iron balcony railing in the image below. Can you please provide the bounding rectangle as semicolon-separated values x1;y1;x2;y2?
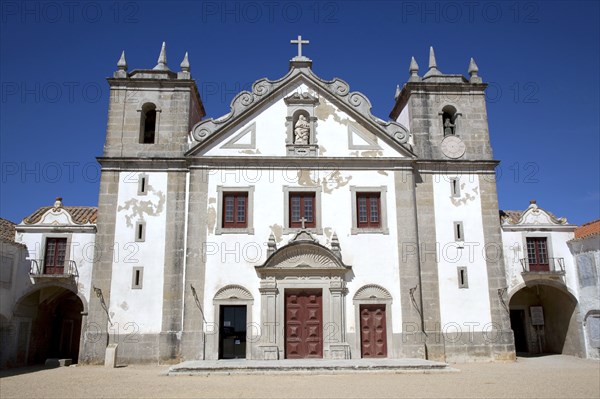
519;257;565;273
29;259;79;278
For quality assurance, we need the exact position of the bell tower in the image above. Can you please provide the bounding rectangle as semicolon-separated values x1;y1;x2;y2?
390;47;492;161
103;42;205;158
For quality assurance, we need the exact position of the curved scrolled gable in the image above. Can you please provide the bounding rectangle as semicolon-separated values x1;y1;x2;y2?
187;66;412;156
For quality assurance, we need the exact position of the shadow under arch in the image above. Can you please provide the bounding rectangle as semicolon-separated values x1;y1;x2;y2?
10;283;86;366
508;280;583;357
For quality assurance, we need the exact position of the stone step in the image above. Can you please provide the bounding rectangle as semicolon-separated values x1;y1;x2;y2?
168;358;456;376
44;358;72;367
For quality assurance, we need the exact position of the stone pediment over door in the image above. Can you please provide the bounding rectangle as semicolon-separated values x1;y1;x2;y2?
255;230;351;278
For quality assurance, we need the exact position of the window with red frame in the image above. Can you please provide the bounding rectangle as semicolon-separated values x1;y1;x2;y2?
357;192;381;228
222;192;248;228
44;237;67;274
289;192;316;228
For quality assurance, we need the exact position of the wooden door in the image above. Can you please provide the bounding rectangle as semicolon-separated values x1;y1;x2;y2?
44;238;67;274
360;304;387;358
285;290;322;359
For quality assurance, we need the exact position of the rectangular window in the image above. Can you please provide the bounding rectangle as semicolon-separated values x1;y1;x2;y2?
457;266;469;288
356;192;381;228
223;192;248;228
451;178;460;197
454;222;464;241
138;174;148;195
44;237;67;274
289;192;316;228
132;267;144;289
526;237;549;271
135;221;146;242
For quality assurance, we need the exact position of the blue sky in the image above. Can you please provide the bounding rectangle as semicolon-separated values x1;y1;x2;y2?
1;1;599;225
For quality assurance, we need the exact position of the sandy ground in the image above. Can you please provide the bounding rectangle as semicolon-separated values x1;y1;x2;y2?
1;355;598;398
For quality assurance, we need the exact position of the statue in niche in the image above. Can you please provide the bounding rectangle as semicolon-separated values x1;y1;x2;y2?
444;117;455;136
294;115;310;144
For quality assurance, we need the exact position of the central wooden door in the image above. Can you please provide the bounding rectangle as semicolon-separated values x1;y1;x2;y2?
360;304;387;358
285;290;323;359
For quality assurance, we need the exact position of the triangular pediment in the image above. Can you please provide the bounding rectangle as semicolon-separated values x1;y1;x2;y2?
187;67;413;158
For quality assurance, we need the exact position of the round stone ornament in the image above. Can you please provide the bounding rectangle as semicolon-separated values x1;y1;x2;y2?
441;136;466;159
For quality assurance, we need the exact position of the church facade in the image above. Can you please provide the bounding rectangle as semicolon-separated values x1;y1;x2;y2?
78;40;516;364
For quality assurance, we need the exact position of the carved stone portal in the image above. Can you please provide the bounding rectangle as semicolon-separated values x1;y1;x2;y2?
255;230;351;359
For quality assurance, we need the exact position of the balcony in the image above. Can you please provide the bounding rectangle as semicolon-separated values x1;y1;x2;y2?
29;259;78;281
519;257;565;283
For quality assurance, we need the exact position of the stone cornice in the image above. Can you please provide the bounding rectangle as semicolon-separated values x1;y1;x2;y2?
96;156;500;172
390;81;487;120
107;76;205;119
16;225;97;233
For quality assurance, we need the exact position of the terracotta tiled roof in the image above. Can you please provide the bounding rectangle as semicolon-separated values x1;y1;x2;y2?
500;207;565;225
499;210;522;224
0;218;17;243
22;206;98;225
574;219;600;240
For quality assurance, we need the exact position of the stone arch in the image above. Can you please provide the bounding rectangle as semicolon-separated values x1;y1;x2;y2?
353;284;392;300
11;281;88;317
508;279;578;303
441;104;458;136
214;284;254;301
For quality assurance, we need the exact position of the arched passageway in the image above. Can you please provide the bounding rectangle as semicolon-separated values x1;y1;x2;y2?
509;283;582;356
12;286;83;365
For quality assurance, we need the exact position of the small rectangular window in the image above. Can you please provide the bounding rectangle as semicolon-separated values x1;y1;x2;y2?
451;178;460;197
132;267;144;289
457;267;468;288
454;222;464;241
135;221;146;242
289;192;316;228
222;192;248;228
138;175;148;195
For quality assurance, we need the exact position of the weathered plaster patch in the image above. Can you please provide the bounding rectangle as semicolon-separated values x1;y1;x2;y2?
450;187;479;206
377;170;388;176
297;170;318;186
118;189;166;228
120;301;129;311
321;170;352;194
208;197;216;204
315;97;350;125
359;150;384;157
239;149;262;155
207;206;216;234
270;224;283;243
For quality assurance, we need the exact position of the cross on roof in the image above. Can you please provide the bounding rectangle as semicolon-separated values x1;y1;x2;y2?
299;217;307;229
291;35;309;58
